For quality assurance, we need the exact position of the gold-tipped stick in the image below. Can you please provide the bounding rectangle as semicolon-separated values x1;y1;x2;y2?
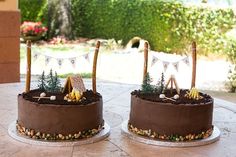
191;41;197;88
25;40;31;93
143;42;149;82
92;41;100;93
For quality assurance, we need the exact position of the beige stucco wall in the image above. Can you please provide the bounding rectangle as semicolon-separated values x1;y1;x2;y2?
0;0;18;11
0;0;19;83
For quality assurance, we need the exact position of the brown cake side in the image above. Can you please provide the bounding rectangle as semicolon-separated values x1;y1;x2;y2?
129;94;213;139
18;95;103;135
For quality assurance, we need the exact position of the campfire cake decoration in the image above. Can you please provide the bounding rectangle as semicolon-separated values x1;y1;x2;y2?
128;42;214;142
16;40;105;141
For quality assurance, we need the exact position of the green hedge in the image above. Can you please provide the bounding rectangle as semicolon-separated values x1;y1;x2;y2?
71;0;235;54
19;0;48;24
20;0;235;54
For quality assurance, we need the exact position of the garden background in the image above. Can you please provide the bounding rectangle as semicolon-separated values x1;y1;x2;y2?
19;0;236;92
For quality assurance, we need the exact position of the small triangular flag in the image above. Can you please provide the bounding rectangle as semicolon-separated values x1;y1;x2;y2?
45;56;51;65
33;53;39;61
57;58;63;68
69;57;76;68
163;61;170;72
151;56;158;67
183;57;190;66
172;62;179;72
84;53;90;63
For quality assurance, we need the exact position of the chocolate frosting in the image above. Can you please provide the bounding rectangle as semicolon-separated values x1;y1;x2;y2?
129;95;213;136
18;95;103;134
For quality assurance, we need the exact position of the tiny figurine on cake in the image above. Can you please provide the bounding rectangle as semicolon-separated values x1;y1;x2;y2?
16;40;106;141
128;42;214;142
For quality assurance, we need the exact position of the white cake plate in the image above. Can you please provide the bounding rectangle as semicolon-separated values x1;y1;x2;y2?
8;121;110;147
121;120;220;147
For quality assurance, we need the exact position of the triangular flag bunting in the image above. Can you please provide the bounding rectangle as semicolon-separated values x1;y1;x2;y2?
183;57;190;66
84;53;90;63
33;53;39;61
45;56;51;65
163;61;169;72
151;56;158;67
69;57;76;68
57;58;63;68
172;62;179;72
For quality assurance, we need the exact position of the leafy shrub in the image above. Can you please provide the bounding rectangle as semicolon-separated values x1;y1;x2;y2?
226;38;236;64
19;0;48;24
71;0;235;54
226;65;236;93
225;38;236;92
20;0;235;55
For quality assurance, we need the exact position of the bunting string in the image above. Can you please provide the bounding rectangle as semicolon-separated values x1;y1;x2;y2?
21;44;93;69
151;54;190;72
22;44;190;71
31;50;91;68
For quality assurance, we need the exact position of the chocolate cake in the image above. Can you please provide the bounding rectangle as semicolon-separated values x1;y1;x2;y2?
128;90;214;141
17;90;104;140
16;40;104;141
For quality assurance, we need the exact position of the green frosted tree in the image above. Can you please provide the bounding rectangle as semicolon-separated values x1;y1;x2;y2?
53;71;61;92
45;69;61;92
155;72;165;94
37;71;46;90
159;72;165;93
141;73;154;93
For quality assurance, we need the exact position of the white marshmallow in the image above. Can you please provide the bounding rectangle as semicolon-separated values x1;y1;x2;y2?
173;94;179;99
159;94;165;99
40;92;46;97
50;96;56;100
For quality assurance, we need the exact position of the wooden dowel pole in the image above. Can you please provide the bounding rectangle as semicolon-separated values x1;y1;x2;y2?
165;77;171;89
191;41;197;88
143;42;148;82
170;75;173;94
173;77;180;94
92;41;100;93
25;40;32;92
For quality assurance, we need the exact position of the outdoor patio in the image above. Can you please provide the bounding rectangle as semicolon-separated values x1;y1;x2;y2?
1;0;236;156
0;80;236;157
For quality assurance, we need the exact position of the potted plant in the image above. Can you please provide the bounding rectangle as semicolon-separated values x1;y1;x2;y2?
20;21;47;42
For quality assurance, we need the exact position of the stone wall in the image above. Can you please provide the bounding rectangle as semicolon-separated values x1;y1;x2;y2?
0;0;20;83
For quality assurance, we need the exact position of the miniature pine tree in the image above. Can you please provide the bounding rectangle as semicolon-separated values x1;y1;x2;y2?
155;72;165;94
45;69;54;92
160;72;165;93
141;73;154;93
53;71;61;92
45;69;61;92
37;71;46;90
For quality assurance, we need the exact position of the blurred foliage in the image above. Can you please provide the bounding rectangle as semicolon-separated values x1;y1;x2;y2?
226;38;236;64
58;73;92;78
225;38;236;92
71;0;236;54
19;0;48;25
20;0;236;55
226;65;236;93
